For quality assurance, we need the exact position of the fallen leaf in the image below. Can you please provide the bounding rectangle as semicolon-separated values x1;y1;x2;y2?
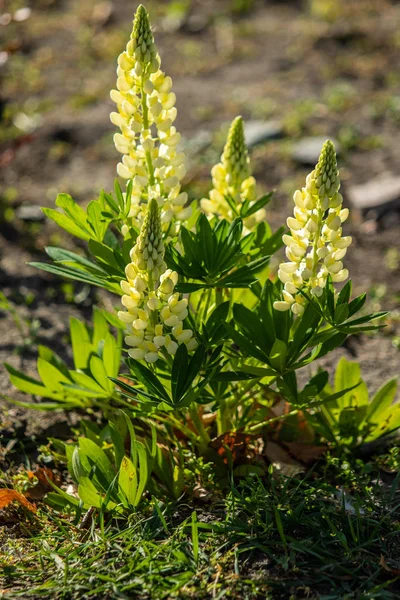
265;441;304;477
283;442;327;465
0;489;36;512
25;467;59;500
379;555;400;575
210;432;255;464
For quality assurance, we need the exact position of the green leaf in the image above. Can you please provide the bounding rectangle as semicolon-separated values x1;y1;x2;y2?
241;192;273;218
88;239;126;276
90;355;113;393
205;301;230;344
233;304;269;353
29;262;121;293
87;199;110;242
334;303;349;325
334;357;368;409
288;300;321;362
56;193;88;225
177;345;205;405
68;371;108;396
72;446;87;483
134;442;149;506
109;422;126;470
126;359;171;404
78;477;105;509
367;378;398;423
102;332;121;378
78;437;115;491
42;208;91;241
118;456;138;506
5;363;53;397
37;358;71;392
213;370;260;381
171;344;189;404
337;280;352;305
45;247;106;275
347;293;366;317
269;339;287;372
70;317;92;370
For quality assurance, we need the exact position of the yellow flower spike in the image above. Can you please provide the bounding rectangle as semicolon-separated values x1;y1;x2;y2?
201;116;265;232
110;4;189;233
119;202;197;362
274;140;352;314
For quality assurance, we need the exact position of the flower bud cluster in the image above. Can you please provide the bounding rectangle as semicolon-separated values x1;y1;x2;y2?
274;140;352;315
118;200;197;363
201;116;265;231
110;5;190;232
130;198;166;280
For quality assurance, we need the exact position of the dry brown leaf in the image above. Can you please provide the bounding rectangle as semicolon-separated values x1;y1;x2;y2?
265;441;304;477
25;467;59;500
283;442;327;465
0;489;36;513
210;432;254;464
379;555;400;575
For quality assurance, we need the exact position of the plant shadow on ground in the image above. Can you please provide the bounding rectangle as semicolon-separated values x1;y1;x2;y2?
2;461;400;600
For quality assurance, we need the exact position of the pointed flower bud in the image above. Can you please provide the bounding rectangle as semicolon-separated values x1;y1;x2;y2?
274;140;352;315
201;116;265;232
131;5;158;66
130;198;166;282
222;116;250;189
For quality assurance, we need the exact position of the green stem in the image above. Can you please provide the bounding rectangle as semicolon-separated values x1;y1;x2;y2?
311;204;324;279
247;408;300;433
141;76;155;187
202;288;213;322
189;404;211;450
215;287;223;307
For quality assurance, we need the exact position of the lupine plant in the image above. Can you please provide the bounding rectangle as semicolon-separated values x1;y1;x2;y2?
6;5;398;512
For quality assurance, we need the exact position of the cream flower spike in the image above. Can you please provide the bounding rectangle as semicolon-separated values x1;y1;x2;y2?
110;4;190;233
118;200;197;363
274;140;352;315
201;116;265;232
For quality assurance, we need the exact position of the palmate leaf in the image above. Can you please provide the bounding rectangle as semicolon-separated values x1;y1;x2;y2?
171;344;206;406
169;214;264;290
6;308;122;410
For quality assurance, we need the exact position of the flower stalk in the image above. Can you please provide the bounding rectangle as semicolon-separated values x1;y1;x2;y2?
110;4;190;232
274;140;351;315
201;116;265;232
118;200;197;363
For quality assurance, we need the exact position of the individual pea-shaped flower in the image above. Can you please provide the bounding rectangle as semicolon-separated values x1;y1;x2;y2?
110;4;190;234
274;140;352;315
200;116;265;232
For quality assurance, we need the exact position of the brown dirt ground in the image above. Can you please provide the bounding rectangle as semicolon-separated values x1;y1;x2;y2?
0;0;400;449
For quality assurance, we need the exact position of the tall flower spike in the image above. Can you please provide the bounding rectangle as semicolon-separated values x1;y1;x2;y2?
118;201;197;363
274;140;352;315
201;116;265;231
110;5;190;233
